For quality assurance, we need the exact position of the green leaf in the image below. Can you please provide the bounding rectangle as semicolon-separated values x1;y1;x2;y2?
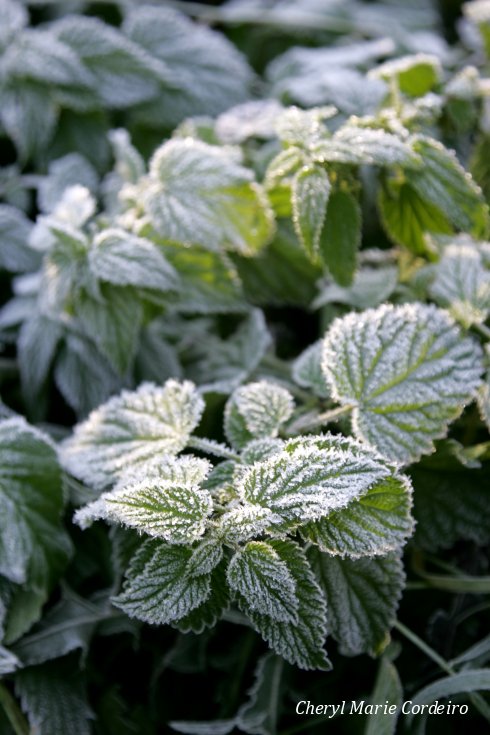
411;457;490;551
11;589;109;667
76;285;143;375
378;180;452;255
372;54;441;97
15;661;93;735
61;380;204;490
227;541;299;623
224;381;294;450
0;418;71;608
302;475;414;558
173;558;229;634
320;189;361;286
238;434;399;530
292;340;329;398
291;165;330;261
323;303;484;463
89;228;179;292
309;549;405;656
113;539;212;625
123;6;252;127
406;136;489;237
0;205;39;273
54;333;121;418
429;243;490;328
243;540;330;670
75;456;213;543
410;669;490;709
365;656;403;735
141;139;274;255
313;126;421;168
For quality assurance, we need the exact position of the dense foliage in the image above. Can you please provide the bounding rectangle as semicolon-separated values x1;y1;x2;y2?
1;1;490;733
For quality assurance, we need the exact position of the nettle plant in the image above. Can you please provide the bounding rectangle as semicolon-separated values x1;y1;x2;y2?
1;0;490;732
53;299;483;672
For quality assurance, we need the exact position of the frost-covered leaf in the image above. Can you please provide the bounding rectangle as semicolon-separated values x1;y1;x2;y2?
0;0;27;52
173;558;229;635
76;286;143;375
141;139;274;256
15;661;93;735
0;83;58;161
0;645;19;675
227;541;298;623
75;456;213;543
237;434;398;530
0;419;72;627
108;128;145;184
123;6;252;127
0;418;70;586
292;341;329;398
54;333;121;417
406;136;489;237
218;505;279;544
242;540;330;670
302;475;414;558
38;154;98;214
51;15;162;108
365;657;403;735
314;265;398;311
429;243;490;327
18;314;62;413
309;549;405;656
323;303;484;463
61;380;204;490
224;381;294;449
113;539;211;625
89;228;179;292
11;589;108;667
0;204;39;273
291;165;330;261
241;438;284;465
320;189;361;287
237;653;283;735
313;126;421;168
186;310;271;393
215;100;283;144
378;180;452;255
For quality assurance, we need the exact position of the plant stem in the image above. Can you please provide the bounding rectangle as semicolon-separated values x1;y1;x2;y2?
286;404;353;435
188;436;241;462
0;683;29;735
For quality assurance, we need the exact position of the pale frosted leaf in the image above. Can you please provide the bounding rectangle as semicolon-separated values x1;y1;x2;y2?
243;540;330;670
123;6;252;127
216;100;283;144
108;128;145;184
309;549;405;656
237;433;397;529
0;0;27;51
292;341;329;398
302;475;414;558
224;381;294;449
313;127;421;168
241;438;284;465
75;456;213;543
89;228;180;292
365;657;403;735
237;653;284;735
38;154;98;214
227;541;298;623
323;303;484;463
51;15;162;108
314;265;398;310
0;83;58;161
291;165;330;260
173;559;229;634
18;314;62;411
429;243;490;327
113;539;211;625
371;53;441;96
0;418;71;598
142;139;274;256
0;204;39;273
0;646;19;675
15;662;93;735
61;380;204;490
